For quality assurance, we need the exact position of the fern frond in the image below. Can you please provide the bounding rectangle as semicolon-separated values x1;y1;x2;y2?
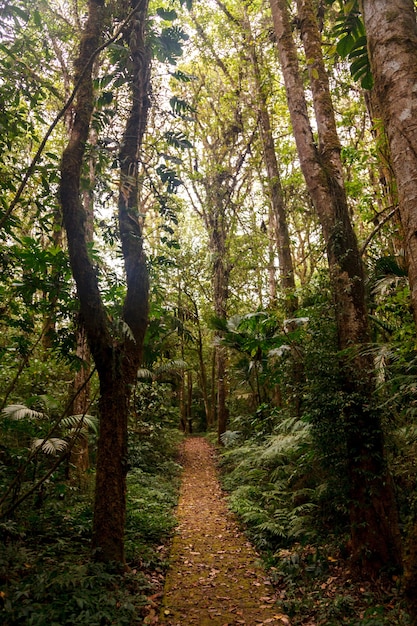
220;430;242;448
260;429;310;464
155;359;187;375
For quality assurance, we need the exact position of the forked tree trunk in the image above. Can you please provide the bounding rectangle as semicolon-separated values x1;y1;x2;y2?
60;0;150;564
360;0;417;603
269;0;402;573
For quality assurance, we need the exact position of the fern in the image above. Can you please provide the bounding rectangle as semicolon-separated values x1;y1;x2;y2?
220;430;242;447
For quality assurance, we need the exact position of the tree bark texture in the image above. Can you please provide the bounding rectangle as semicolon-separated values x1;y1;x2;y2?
361;0;417;326
92;0;150;563
60;0;150;564
360;0;417;602
270;0;402;573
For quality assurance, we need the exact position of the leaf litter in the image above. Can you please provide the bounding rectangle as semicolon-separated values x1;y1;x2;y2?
156;437;290;625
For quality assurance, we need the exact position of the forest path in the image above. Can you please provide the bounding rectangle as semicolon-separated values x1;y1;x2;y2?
159;437;290;626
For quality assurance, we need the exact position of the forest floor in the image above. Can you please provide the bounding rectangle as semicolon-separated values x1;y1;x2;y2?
154;436;290;626
141;436;411;626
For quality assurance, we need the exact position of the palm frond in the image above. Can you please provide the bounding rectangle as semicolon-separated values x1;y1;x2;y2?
137;368;154;380
61;414;99;433
2;404;44;420
32;437;68;455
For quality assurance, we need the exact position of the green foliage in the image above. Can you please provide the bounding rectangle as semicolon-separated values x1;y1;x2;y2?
1;553;148;626
219;416;325;551
330;0;373;89
1;418;181;625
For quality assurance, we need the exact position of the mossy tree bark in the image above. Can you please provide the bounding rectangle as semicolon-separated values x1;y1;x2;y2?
60;0;150;564
269;0;402;574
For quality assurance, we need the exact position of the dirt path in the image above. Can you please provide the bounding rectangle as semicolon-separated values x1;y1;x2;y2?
160;437;290;626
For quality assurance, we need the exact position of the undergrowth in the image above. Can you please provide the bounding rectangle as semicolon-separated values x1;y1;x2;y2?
0;427;182;625
217;416;411;625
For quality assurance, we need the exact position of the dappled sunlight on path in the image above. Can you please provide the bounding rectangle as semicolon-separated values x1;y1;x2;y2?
159;437;290;626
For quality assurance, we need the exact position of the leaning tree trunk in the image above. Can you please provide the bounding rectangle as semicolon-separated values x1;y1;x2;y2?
269;0;402;574
360;0;417;604
60;0;150;565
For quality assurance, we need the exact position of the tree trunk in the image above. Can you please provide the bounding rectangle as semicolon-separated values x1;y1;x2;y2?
213;265;230;442
270;0;402;574
188;292;211;429
60;0;150;565
216;344;228;443
363;90;404;261
92;0;150;563
70;321;92;487
209;197;231;442
243;12;297;315
360;0;417;325
360;0;417;602
69;127;96;486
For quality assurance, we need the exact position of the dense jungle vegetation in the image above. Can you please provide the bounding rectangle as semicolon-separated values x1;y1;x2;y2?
2;0;417;623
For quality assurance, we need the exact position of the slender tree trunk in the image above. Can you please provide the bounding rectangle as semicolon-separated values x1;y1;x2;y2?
213;275;229;442
243;13;297;315
214;0;296;313
216;344;228;443
69;127;96;486
270;0;402;573
360;0;417;603
267;202;278;304
70;322;91;486
208;193;231;442
188;292;211;428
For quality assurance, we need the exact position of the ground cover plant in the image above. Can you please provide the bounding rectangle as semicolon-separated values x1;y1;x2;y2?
0;410;182;626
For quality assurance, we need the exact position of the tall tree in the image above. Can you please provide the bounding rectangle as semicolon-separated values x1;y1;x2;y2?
359;0;417;604
60;0;150;564
269;0;402;573
212;0;297;313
